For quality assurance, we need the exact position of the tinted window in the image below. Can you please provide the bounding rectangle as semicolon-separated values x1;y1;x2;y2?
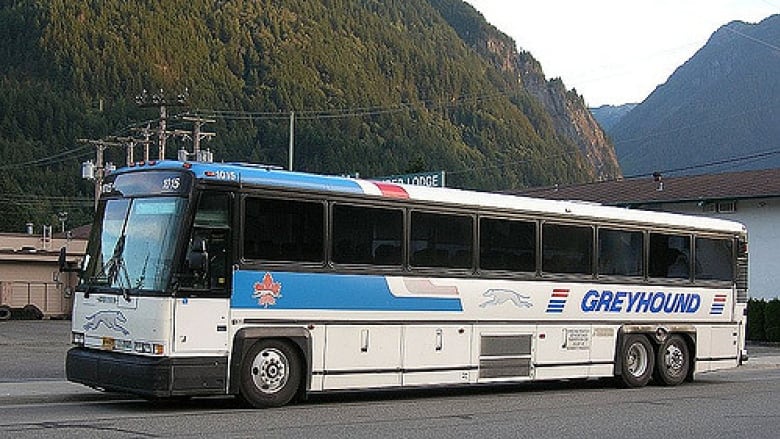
194;192;230;228
332;204;403;265
695;237;734;281
411;212;473;268
243;197;324;262
598;228;643;276
479;218;536;272
542;223;593;274
649;233;690;279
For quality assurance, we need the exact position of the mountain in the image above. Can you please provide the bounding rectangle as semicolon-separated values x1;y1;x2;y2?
590;104;637;131
0;0;620;232
610;14;780;177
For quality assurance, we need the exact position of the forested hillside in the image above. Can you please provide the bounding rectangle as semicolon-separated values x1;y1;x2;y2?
0;0;620;232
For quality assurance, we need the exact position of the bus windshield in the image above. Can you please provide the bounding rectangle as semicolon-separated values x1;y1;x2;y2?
83;197;187;292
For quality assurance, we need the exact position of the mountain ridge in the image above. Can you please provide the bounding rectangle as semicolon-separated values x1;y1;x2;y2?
609;14;780;177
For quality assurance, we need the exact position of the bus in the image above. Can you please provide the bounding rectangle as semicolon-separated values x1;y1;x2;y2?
64;160;749;408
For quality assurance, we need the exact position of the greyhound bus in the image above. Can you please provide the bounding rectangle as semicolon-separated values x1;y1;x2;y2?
64;161;748;408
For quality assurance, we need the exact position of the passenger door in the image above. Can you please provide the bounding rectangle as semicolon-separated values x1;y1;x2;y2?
174;191;233;355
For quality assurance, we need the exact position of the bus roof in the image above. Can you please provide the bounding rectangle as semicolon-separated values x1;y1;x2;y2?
114;161;746;235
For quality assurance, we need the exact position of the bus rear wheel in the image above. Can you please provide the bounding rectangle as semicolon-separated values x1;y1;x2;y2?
239;339;301;408
654;335;690;386
619;334;654;388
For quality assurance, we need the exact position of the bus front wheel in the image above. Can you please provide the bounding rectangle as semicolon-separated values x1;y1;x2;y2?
619;334;654;388
654;335;690;386
239;339;301;408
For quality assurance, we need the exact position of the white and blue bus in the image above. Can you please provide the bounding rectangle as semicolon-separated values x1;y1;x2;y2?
64;161;748;408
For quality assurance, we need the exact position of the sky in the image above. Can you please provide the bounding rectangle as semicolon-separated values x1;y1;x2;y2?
464;0;779;107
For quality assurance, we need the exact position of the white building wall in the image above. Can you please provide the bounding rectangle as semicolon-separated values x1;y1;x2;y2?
647;198;779;300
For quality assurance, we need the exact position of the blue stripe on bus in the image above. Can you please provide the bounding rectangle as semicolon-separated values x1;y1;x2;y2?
231;271;463;312
191;162;366;194
119;161;368;195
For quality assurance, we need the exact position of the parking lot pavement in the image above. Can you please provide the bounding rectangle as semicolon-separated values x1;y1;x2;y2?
2;320;780;404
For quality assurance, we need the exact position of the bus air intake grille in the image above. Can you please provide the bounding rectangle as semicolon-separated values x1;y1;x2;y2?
479;335;532;379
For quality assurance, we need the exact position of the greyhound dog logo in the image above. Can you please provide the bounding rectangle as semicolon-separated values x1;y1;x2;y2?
480;289;533;308
83;310;130;335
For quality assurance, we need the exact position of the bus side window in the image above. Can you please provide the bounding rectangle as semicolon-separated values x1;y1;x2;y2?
410;211;473;269
695;237;734;281
598;228;643;277
243;197;324;262
479;217;536;272
649;233;690;279
542;223;593;275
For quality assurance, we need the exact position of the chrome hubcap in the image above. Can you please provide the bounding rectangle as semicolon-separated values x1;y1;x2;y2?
664;344;685;375
250;347;289;394
627;343;649;377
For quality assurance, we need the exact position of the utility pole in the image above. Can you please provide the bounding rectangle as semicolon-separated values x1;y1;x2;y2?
131;124;153;161
79;138;120;210
110;136;152;166
135;89;188;160
182;116;216;161
288;110;294;171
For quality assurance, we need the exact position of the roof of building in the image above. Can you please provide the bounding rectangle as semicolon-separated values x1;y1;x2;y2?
515;167;780;206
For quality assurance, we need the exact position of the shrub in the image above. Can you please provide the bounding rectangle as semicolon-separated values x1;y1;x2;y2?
764;299;780;342
747;298;766;342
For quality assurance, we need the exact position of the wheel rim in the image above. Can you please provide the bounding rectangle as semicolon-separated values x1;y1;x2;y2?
664;343;685;376
627;342;649;377
250;347;290;394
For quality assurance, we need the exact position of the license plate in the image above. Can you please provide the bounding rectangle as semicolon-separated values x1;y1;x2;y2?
102;337;115;350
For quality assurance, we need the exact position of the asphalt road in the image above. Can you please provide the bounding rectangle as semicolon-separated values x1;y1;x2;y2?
2;320;780;438
0;320;72;382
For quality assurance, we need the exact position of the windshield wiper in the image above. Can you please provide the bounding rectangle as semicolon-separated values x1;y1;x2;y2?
105;234;126;286
91;234;134;300
134;252;150;290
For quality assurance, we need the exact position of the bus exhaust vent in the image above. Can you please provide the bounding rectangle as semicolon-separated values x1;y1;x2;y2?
479;335;532;379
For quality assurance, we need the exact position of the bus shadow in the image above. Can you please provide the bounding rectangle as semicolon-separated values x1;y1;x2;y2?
107;377;625;412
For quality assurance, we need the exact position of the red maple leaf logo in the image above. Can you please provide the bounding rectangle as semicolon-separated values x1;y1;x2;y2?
252;273;282;308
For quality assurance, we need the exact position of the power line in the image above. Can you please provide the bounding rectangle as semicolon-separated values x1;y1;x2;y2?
722;24;780;52
628;147;780;178
0;145;92;170
190;90;516;122
518;145;780;196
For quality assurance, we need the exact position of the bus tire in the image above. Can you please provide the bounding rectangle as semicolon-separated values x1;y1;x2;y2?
654;335;689;386
239;339;301;408
619;334;654;388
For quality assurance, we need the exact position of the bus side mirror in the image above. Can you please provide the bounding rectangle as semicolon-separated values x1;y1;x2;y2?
187;237;209;272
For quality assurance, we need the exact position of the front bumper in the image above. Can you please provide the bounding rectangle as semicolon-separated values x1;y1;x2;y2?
66;347;228;398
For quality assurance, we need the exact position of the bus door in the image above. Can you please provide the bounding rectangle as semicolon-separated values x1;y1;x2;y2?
174;192;232;355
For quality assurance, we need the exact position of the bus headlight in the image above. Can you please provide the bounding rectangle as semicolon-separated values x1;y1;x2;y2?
135;342;152;353
133;342;164;355
72;332;85;346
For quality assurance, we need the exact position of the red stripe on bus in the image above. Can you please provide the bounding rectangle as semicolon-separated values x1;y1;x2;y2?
374;182;410;199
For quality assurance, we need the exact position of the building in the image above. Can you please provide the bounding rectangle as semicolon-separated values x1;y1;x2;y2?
518;168;780;300
0;229;87;320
